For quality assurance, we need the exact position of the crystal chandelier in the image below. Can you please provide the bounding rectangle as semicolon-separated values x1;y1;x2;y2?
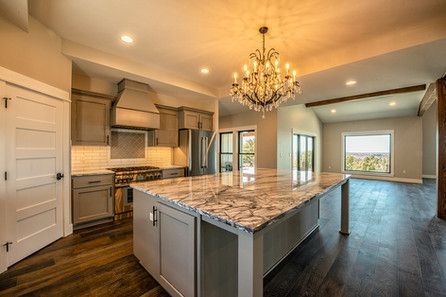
230;27;301;118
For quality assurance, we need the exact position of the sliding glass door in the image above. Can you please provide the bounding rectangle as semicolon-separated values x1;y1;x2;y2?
293;134;315;172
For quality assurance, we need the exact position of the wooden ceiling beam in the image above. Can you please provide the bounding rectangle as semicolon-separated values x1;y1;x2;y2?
418;83;438;117
305;84;426;108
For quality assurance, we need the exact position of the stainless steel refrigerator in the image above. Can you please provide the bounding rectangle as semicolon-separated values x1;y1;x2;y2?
174;129;216;176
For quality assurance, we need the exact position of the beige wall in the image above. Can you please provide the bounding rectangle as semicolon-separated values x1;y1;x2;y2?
422;103;437;177
219;110;277;169
323;116;423;181
277;105;323;172
0;16;72;91
72;73;117;96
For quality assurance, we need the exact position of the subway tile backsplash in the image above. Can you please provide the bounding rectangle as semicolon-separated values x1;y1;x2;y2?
72;145;173;171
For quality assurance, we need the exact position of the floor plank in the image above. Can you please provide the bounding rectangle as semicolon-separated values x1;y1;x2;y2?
0;178;444;296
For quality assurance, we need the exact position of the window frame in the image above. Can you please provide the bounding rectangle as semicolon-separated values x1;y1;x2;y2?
238;130;256;170
218;125;257;173
341;130;394;177
219;132;234;173
293;133;315;172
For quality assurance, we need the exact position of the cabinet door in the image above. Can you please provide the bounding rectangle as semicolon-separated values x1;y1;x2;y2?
72;185;113;224
160;110;178;130
158;204;196;297
199;113;213;131
147;130;178;147
181;111;200;130
133;191;160;279
72;94;110;145
157;130;178;147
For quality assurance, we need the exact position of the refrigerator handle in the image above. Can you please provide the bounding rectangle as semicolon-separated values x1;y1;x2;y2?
204;137;209;169
201;137;206;169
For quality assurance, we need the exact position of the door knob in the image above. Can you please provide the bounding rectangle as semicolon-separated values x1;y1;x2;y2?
56;173;64;180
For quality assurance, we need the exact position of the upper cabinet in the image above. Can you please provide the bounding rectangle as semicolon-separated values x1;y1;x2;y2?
148;105;179;147
71;89;112;146
178;107;213;131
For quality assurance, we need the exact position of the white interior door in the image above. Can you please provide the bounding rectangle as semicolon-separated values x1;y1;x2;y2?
0;81;7;273
5;83;64;266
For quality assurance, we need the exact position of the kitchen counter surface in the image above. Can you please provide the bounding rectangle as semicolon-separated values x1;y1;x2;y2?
131;168;350;233
71;169;115;177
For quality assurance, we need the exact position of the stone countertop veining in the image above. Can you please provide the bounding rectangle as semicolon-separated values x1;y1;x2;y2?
71;169;115;177
131;168;350;234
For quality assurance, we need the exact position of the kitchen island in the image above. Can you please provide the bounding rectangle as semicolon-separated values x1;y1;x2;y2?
131;169;350;297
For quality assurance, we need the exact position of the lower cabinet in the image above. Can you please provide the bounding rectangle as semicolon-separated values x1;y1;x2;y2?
133;190;196;297
72;174;114;229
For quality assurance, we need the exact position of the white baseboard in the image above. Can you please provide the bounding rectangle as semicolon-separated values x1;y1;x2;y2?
422;175;437;179
64;223;73;237
351;175;423;184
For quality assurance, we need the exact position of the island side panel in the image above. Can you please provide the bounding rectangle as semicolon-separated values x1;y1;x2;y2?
238;231;264;297
340;180;350;235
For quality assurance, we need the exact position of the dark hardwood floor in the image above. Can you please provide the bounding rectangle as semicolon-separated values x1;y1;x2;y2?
1;178;445;296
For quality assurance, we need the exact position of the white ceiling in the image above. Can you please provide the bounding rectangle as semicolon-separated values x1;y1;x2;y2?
30;0;446;88
29;0;446;122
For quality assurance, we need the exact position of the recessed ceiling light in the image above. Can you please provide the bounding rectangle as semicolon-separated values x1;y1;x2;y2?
389;101;396;106
345;80;357;86
331;109;336;113
200;68;210;74
121;35;134;44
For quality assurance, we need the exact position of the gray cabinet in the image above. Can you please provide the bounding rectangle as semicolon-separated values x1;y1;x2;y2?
72;174;114;229
158;204;196;297
71;89;112;146
133;190;160;279
148;105;178;147
178;107;213;131
162;168;185;179
133;190;196;297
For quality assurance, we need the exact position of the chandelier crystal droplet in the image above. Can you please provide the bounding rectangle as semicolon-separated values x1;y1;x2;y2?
230;27;302;118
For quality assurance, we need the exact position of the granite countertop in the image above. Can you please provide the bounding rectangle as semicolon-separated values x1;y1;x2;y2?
71;169;115;177
131;168;350;233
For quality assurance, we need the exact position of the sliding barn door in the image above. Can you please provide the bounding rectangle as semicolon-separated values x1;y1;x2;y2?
5;83;64;266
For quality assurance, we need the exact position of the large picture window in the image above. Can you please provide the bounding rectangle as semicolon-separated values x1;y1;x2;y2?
292;134;315;172
238;130;255;172
343;132;392;174
219;132;233;172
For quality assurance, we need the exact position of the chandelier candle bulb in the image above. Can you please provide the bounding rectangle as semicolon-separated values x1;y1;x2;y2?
233;72;238;84
286;63;290;74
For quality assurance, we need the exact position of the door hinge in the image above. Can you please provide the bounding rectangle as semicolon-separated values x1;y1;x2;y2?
3;97;11;108
4;171;7;181
3;242;12;252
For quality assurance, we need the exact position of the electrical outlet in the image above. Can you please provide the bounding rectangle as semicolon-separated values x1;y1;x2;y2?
328;165;332;169
402;170;406;174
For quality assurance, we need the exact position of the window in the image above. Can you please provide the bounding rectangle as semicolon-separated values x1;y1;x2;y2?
292;134;315;171
343;132;392;174
219;132;233;172
238;130;255;172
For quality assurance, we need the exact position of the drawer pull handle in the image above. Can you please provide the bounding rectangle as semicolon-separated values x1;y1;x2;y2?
88;180;102;184
152;206;158;226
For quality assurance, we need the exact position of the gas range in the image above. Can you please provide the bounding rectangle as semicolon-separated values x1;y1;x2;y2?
108;166;162;187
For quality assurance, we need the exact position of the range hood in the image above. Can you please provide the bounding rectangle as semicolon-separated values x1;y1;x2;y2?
111;79;160;130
